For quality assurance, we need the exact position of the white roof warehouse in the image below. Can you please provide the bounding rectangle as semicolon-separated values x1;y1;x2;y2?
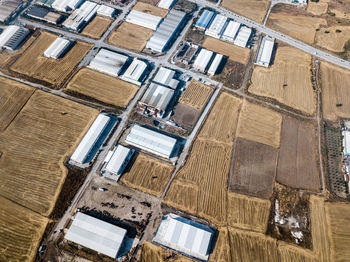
125;10;162;30
43;37;72;59
0;25;29;51
62;1;98;31
255;35;275;67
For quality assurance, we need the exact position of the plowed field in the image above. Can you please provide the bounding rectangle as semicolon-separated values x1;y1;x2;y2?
179;80;213;110
81;16;112;39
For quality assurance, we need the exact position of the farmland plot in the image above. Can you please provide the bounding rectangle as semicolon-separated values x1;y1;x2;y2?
132;1;168;17
315;26;350;53
221;0;270;23
179;80;213;110
81;16;112;39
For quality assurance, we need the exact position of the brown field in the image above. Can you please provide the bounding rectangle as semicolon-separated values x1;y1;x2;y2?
179;80;213;110
66;68;139;108
0;91;98;216
278;242;317;262
326;202;350;262
307;0;329;15
277;116;320;191
249;46;316;115
202;37;250;64
171;103;201;129
108;22;154;52
221;0;270;23
0;77;35;132
81;16;112;39
320;62;350;121
209;227;230;262
120;153;174;197
328;0;350;19
132;1;168;17
229;138;278;199
0;196;48;262
236;100;282;148
140;242;194;262
10;31;92;88
315;26;350;53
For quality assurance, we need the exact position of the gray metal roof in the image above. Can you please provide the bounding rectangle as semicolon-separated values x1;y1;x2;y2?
140;83;174;111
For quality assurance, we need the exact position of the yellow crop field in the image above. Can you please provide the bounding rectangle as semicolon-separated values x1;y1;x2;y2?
179;80;213;110
249;46;315;114
0;196;48;262
320;62;350;121
0;91;98;216
278;242;317;262
140;242;194;262
108;22;154;52
202;36;250;64
0;77;34;131
10;31;92;88
120;153;174;197
315;26;350;53
132;1;168;17
307;0;328;15
221;0;270;23
81;16;112;39
236;100;282;148
66;68;139;108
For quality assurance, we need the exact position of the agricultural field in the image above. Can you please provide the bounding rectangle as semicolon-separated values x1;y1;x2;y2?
249;46;316;115
0;77;34;132
0;196;48;262
315;26;350;53
120;153;174;197
328;0;350;19
213;59;246;89
221;0;270;23
81;16;112;39
236;100;282;148
108;22;154;52
178;80;213;110
307;0;329;16
229;138;278;199
320;62;350;121
0;90;98;216
65;68;139;108
10;31;92;88
140;242;194;262
171;103;201;130
132;1;168;17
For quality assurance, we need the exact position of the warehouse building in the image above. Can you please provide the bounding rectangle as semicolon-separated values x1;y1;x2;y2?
65;212;127;258
89;48;129;77
153;67;179;89
157;0;176;9
125;10;162;30
195;10;215;31
26;6;63;25
139;83;175;117
146;9;186;53
43;37;72;59
52;0;83;12
37;0;56;7
221;20;240;42
97;5;115;18
205;14;227;39
208;53;223;76
193;48;213;73
343;130;350;157
255;36;274;67
125;125;177;159
121;58;148;86
0;25;29;51
153;213;214;261
70;114;112;165
63;1;98;31
234;26;251;48
0;0;24;23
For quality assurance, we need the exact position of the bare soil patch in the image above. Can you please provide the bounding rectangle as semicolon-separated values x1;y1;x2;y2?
171;103;201;130
221;0;270;23
315;26;350;53
213;59;246;89
81;16;112;39
132;1;168;17
307;0;329;16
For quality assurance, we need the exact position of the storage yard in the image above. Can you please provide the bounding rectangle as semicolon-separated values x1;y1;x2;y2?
221;0;270;23
81;16;112;39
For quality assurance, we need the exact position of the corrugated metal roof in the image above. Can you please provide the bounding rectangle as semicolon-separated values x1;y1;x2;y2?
43;37;72;59
65;212;127;258
153;213;214;261
205;14;227;38
105;145;132;175
256;36;274;67
0;25;29;51
157;0;175;9
344;131;350;156
195;10;215;29
126;10;162;30
221;20;240;42
234;26;251;48
153;67;176;87
97;5;115;17
0;0;22;22
62;1;98;31
193;48;213;72
208;53;223;75
52;0;83;11
140;83;174;111
121;59;147;86
125;125;176;158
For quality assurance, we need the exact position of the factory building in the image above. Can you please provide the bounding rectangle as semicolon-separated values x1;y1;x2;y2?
63;1;98;31
0;0;23;23
102;145;134;179
153;67;179;89
234;26;252;48
70;114;112;165
221;20;240;42
52;0;83;12
195;10;215;31
146;9;186;53
153;213;214;261
125;10;162;30
139;83;175;117
88;48;129;77
65;212;127;258
344;130;350;157
36;0;56;7
193;48;213;73
26;6;63;25
255;36;275;67
97;5;115;18
43;37;72;59
125;125;177;159
208;53;223;76
0;25;29;51
205;14;227;39
121;58;148;86
157;0;176;9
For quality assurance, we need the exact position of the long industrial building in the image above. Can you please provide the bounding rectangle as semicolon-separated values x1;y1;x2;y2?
63;1;98;31
157;0;176;9
26;6;63;25
52;0;83;12
195;10;215;31
344;130;350;157
65;212;127;258
0;0;23;23
208;53;223;76
0;25;29;51
234;26;252;48
146;9;186;53
102;145;134;179
125;125;177;159
89;48;129;77
193;48;213;72
153;213;214;261
97;5;115;18
153;67;179;89
121;58;148;86
43;37;72;59
205;14;227;39
125;10;162;30
221;20;240;42
70;114;111;165
255;36;275;67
